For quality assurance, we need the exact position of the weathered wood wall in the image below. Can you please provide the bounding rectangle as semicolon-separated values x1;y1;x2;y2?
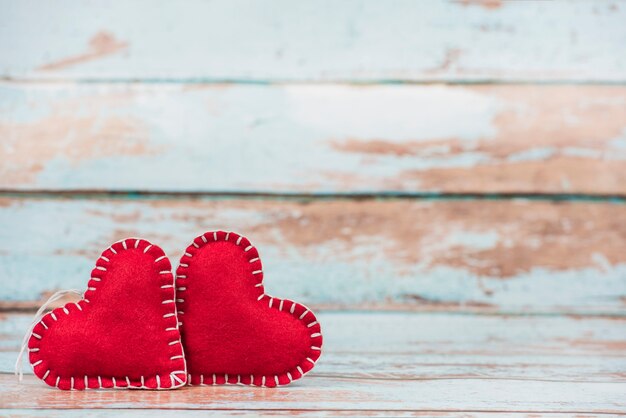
1;1;625;415
0;0;625;312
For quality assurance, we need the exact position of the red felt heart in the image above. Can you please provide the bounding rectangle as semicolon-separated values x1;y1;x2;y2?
176;231;323;387
28;238;187;390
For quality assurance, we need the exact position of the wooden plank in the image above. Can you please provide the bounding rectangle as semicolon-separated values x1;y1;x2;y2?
1;83;626;194
1;375;622;414
0;1;625;82
3;412;620;418
1;197;625;314
3;312;625;381
1;313;625;413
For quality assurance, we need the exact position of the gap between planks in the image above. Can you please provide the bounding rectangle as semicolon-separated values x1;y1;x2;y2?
2;189;626;204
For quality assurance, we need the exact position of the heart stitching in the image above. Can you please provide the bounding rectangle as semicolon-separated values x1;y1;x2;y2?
27;238;187;390
176;231;323;387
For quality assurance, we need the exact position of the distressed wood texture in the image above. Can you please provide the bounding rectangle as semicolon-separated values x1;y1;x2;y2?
1;313;625;414
6;413;619;418
1;197;625;313
2;83;626;194
1;0;625;82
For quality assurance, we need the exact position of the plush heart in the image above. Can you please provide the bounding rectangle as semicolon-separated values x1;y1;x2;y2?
176;231;322;387
27;238;187;390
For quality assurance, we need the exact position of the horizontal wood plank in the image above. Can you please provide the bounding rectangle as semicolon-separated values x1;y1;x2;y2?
4;374;623;414
1;197;625;313
2;83;626;194
5;412;619;418
1;313;625;413
1;1;625;82
3;312;625;381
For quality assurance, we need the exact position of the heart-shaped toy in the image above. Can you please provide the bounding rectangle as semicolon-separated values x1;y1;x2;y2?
28;238;187;390
176;231;322;387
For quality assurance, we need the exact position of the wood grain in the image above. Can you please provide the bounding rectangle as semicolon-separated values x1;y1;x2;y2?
1;83;626;194
4;411;622;418
1;313;625;414
3;312;625;381
1;197;625;313
1;1;625;82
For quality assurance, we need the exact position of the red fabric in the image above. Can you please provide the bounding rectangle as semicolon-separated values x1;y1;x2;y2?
28;239;187;390
177;231;323;387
